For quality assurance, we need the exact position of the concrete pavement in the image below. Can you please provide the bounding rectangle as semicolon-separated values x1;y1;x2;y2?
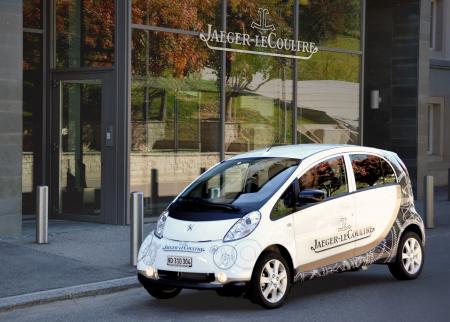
0;220;155;301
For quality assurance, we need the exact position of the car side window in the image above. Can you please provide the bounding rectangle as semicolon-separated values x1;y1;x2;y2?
298;156;348;206
270;182;296;220
381;158;397;184
350;154;397;190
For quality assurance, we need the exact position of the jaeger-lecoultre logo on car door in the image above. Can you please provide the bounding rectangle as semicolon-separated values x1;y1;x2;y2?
338;217;352;232
311;218;375;253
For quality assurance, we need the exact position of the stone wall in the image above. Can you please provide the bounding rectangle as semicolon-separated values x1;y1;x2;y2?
130;152;220;197
0;0;22;237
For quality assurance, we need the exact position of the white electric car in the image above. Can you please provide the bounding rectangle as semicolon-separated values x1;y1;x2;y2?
137;145;425;309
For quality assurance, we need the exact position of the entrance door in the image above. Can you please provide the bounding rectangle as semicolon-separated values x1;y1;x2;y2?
51;71;115;223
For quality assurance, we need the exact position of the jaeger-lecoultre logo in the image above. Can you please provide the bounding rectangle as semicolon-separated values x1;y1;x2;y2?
338;217;352;232
311;218;375;253
251;8;275;32
199;8;319;60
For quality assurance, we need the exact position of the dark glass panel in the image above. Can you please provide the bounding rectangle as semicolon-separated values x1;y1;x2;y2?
131;30;221;217
24;0;43;29
297;51;360;144
298;0;361;51
55;0;115;68
59;81;102;215
23;32;43;214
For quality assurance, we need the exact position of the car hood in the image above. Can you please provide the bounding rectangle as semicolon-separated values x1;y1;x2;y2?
163;216;238;242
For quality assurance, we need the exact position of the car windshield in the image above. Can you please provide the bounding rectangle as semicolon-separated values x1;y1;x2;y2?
175;158;300;213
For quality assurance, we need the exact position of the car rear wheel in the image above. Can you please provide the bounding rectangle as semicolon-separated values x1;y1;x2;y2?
144;285;182;299
249;251;292;309
388;232;424;280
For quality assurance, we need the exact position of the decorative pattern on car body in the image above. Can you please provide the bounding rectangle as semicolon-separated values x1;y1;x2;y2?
294;153;425;283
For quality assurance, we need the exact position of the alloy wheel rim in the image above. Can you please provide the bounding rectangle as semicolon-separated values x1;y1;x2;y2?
260;259;288;303
401;237;422;275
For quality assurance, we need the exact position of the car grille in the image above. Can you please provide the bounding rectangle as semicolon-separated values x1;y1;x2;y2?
158;270;215;283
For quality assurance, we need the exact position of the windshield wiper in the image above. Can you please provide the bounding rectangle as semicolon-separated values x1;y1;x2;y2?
176;196;240;212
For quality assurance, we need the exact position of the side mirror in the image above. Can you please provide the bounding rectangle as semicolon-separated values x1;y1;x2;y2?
298;189;326;205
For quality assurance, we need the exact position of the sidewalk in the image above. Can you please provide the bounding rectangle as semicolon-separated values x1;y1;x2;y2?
0;220;155;301
415;186;450;227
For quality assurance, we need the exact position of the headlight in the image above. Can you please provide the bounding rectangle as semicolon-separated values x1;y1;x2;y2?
154;210;169;239
223;211;261;242
213;245;237;269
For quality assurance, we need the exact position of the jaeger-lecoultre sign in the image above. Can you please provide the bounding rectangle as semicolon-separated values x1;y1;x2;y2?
200;8;319;60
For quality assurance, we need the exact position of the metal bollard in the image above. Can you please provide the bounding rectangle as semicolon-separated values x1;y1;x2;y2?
424;176;434;229
130;192;144;266
36;186;48;244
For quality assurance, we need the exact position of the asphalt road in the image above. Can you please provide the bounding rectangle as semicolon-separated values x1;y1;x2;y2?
2;228;450;322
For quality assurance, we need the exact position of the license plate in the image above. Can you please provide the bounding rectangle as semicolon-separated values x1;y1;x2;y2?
167;256;192;267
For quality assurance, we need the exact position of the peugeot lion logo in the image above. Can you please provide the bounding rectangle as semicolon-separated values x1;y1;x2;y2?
186;224;193;232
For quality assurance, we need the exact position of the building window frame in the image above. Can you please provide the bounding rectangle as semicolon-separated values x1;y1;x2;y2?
431;0;437;49
430;0;443;52
427;97;445;159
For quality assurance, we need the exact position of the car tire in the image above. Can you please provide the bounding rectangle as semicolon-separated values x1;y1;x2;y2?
388;231;424;280
248;251;292;309
144;286;182;299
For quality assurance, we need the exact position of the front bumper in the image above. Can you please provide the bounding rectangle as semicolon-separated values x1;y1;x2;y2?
137;234;262;288
137;272;247;290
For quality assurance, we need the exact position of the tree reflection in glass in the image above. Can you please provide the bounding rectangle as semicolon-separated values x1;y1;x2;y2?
55;0;115;68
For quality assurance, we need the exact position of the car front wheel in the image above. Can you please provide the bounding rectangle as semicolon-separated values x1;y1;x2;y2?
144;285;182;299
249;251;292;309
388;231;424;280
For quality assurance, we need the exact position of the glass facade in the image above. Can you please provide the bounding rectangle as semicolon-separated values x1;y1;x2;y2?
20;0;363;220
131;0;363;218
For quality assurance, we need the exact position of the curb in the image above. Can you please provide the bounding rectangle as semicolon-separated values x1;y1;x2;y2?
0;276;140;313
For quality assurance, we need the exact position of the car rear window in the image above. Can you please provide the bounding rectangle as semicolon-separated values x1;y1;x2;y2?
350;154;397;190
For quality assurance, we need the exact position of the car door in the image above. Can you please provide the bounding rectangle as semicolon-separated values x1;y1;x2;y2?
293;155;356;272
348;153;402;256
